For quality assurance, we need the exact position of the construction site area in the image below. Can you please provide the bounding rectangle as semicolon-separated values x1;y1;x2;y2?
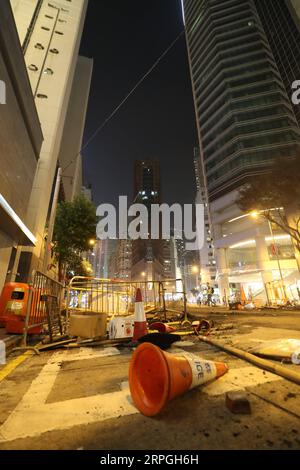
1;275;300;451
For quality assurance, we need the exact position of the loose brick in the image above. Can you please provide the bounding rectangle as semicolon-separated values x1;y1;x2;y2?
226;391;251;414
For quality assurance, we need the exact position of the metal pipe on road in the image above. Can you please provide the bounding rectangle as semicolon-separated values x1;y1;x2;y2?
197;334;300;386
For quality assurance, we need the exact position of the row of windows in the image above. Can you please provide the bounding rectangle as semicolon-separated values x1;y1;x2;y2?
198;64;274;118
196;58;279;103
188;1;253;49
189;1;256;60
207;144;297;186
30;3;71;99
196;49;271;97
190;17;264;67
202;103;295;148
201;86;287;136
203;81;285;128
192;29;268;80
206;132;299;174
199;62;278;122
205;116;297;158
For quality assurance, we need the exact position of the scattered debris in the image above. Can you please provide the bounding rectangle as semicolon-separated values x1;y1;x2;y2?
150;322;176;333
250;339;300;362
137;332;181;350
226;391;251;415
69;313;107;340
171;340;195;348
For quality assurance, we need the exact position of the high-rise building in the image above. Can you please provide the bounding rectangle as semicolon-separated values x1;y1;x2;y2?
194;148;216;284
131;160;165;282
93;239;118;279
183;0;300;304
108;240;132;280
254;0;300;128
0;0;43;291
11;0;89;280
59;55;93;202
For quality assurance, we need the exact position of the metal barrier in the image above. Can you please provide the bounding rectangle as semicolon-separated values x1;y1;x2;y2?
21;271;65;348
66;277;187;322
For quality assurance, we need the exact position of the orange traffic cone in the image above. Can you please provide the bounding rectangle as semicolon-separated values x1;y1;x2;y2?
150;322;176;333
129;342;228;416
132;288;148;342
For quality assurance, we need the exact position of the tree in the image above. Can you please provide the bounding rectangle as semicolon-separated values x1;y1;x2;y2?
53;196;97;280
237;157;300;253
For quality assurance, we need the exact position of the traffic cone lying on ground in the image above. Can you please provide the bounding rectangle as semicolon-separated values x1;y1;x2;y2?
132;288;148;342
150;322;176;333
129;342;228;416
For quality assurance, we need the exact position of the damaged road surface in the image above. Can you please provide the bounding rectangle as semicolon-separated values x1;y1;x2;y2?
0;328;300;450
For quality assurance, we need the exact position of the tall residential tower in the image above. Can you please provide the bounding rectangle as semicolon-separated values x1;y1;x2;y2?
183;0;300;304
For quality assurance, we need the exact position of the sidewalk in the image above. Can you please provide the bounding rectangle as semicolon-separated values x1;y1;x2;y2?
187;305;300;318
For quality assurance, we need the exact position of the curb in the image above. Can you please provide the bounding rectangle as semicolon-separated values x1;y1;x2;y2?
1;334;22;359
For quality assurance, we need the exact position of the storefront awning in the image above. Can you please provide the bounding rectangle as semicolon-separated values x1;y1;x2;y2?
0;194;36;246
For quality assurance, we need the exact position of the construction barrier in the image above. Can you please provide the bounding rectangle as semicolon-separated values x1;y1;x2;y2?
19;271;64;346
66;277;187;321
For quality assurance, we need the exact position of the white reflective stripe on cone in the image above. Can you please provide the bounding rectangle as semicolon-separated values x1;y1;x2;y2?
134;302;146;322
185;354;217;389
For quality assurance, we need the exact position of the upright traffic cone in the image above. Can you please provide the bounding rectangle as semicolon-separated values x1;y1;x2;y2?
132;288;148;342
129;342;228;416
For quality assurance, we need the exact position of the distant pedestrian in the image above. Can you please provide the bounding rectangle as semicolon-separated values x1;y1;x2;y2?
207;283;214;306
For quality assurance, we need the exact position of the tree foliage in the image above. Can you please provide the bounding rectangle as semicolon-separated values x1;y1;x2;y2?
237;157;300;253
53;196;97;278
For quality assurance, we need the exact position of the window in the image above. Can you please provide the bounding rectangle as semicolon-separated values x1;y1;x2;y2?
50;48;59;54
41;26;50;31
37;94;48;99
28;64;38;71
35;43;45;50
44;68;54;75
55;31;64;35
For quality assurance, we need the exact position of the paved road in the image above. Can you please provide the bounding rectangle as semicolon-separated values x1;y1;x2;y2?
0;313;300;450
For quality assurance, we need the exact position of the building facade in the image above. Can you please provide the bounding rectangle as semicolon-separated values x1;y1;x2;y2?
0;0;43;291
11;0;89;281
131;160;165;282
183;0;300;304
254;0;300;128
59;55;93;202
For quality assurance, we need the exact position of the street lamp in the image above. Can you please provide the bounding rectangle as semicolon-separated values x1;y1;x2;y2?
89;239;96;247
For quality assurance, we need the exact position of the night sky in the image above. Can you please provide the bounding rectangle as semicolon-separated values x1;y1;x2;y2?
79;0;198;208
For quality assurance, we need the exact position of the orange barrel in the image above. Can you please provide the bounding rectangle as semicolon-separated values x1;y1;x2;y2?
0;283;42;335
0;283;29;328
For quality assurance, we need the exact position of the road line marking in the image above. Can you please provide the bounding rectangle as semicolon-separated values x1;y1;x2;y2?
0;352;33;383
0;347;136;442
202;366;282;396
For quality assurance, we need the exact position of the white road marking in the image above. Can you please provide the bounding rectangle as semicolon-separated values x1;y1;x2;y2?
202;366;282;396
0;347;137;442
